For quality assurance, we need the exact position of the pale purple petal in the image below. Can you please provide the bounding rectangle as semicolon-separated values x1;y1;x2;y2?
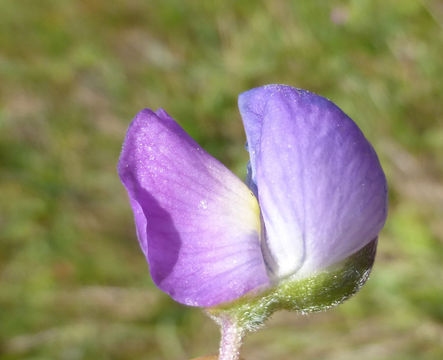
118;109;270;307
238;85;388;279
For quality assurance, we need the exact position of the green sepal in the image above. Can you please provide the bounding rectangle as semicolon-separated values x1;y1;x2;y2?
208;239;377;333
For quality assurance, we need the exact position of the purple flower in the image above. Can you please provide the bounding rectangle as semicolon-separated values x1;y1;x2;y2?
118;84;388;308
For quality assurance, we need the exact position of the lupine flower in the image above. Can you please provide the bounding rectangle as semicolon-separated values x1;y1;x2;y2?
118;84;387;314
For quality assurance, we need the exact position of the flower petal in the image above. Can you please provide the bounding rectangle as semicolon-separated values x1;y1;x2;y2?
118;109;270;307
238;85;387;279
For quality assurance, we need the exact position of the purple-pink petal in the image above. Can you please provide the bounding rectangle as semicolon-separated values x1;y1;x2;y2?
239;85;388;279
118;109;270;307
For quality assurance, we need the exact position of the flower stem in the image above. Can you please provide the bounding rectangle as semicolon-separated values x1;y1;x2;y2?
218;316;244;360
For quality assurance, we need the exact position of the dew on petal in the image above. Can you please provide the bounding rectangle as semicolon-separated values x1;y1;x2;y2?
199;199;208;210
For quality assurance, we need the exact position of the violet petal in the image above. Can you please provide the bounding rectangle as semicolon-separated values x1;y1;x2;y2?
118;109;270;306
239;85;388;278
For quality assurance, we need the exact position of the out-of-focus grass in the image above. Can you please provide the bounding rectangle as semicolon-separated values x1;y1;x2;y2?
0;0;442;359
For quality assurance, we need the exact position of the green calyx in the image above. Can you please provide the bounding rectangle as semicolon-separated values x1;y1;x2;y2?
208;239;377;333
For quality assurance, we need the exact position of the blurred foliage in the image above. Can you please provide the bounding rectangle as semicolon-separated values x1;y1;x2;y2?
0;0;442;359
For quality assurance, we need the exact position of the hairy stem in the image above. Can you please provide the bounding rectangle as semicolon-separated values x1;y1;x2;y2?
218;316;244;360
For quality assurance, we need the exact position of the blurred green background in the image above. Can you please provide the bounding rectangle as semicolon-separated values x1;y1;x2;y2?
1;0;442;359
